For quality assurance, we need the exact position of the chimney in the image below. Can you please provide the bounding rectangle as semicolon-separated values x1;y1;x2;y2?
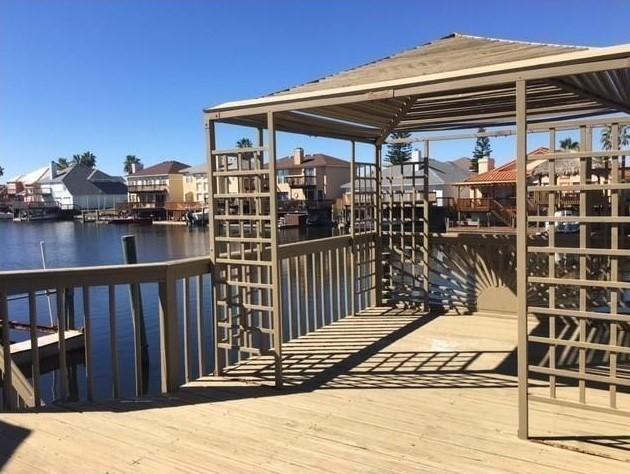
478;156;495;174
293;147;304;165
130;162;143;174
50;161;58;179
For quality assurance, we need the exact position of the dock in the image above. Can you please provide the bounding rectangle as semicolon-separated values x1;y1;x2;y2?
1;310;628;473
10;330;84;367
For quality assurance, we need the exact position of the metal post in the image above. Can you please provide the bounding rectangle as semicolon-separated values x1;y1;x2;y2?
350;141;356;315
205;119;224;376
267;111;283;388
374;144;383;307
423;141;430;313
516;80;529;440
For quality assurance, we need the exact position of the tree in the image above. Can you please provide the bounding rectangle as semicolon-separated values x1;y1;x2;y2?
601;125;630;150
470;128;491;173
559;138;580;151
385;131;412;165
57;158;70;170
0;165;3;177
236;138;253;148
124;155;142;174
72;151;96;168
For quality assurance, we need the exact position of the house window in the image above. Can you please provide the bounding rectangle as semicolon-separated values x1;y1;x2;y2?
186;176;193;183
303;167;315;176
277;169;289;183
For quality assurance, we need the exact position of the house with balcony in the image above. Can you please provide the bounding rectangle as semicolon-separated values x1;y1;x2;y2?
452;146;595;228
126;160;189;219
276;148;350;214
6;166;53;203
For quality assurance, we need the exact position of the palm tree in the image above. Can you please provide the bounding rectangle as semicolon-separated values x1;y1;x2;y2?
124;155;142;174
601;125;630;150
72;151;96;168
559;138;580;151
236;138;253;148
57;158;70;170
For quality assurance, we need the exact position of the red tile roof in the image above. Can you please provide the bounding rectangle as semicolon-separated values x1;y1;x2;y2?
464;147;548;184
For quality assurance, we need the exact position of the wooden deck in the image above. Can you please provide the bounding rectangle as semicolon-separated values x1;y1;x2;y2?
1;308;629;473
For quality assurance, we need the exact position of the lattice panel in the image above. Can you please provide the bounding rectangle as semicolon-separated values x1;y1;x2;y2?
381;161;429;308
352;162;378;311
209;147;278;371
526;122;630;416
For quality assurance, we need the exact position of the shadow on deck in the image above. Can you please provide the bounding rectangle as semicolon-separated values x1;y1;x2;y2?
3;308;630;471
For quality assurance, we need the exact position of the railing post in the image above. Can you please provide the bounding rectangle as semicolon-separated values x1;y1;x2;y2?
1;291;14;411
158;267;180;393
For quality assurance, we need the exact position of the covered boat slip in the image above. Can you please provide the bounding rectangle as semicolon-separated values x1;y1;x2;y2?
205;33;630;444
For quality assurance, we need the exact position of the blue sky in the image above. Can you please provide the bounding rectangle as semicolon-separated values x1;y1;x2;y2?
1;0;629;180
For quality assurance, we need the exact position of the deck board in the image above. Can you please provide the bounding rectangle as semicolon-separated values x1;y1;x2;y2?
1;308;629;473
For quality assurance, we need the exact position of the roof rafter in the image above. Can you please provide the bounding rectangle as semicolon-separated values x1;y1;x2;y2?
548;78;630;115
375;96;417;146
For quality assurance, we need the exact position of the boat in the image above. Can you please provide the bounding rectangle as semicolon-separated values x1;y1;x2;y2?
190;209;209;225
0;211;13;220
13;207;60;222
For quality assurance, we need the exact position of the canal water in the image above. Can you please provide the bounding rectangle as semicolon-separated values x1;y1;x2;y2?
0;221;333;404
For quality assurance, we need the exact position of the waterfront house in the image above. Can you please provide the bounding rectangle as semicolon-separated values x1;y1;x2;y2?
6;166;52;203
39;163;127;210
180;164;209;204
338;152;471;225
126;160;189;218
276;148;350;213
451;146;602;227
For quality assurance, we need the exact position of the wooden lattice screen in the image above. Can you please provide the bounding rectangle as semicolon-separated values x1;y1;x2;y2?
380;156;430;310
207;121;282;386
525;121;630;420
352;161;379;312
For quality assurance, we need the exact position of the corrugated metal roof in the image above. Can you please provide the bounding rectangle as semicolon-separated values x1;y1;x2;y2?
272;34;587;97
207;34;630;142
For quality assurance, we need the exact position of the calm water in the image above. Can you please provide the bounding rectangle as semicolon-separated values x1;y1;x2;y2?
1;221;333;404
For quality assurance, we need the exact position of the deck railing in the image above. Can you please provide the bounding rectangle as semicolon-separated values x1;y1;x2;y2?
0;256;212;410
0;233;379;410
279;233;376;341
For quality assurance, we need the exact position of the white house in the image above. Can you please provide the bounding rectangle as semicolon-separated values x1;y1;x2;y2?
39;163;128;210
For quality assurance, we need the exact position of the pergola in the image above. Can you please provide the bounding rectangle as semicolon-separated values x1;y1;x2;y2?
203;34;630;440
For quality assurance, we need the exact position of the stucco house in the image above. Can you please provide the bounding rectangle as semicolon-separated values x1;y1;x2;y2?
126;161;190;216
